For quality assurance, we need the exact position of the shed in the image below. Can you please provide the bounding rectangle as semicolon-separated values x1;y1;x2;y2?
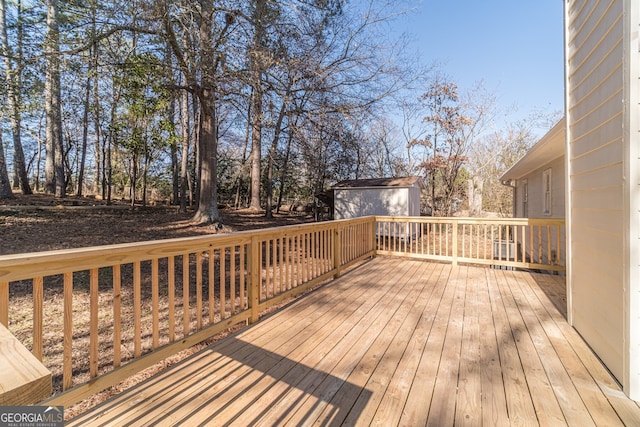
332;176;425;220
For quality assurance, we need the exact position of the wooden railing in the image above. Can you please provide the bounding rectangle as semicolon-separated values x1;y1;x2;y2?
375;217;565;271
0;216;563;407
0;217;375;407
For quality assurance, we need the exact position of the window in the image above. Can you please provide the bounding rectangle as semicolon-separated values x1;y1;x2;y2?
522;179;528;217
543;169;551;216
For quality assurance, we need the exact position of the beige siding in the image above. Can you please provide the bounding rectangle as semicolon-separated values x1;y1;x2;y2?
566;0;640;398
566;0;625;383
513;180;529;218
627;0;640;400
512;157;566;265
514;157;565;218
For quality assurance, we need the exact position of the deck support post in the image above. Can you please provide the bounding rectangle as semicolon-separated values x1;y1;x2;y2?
0;282;8;327
333;224;342;278
371;218;377;255
248;236;260;324
452;220;458;267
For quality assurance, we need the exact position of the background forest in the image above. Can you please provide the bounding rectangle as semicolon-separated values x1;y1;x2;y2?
0;0;560;222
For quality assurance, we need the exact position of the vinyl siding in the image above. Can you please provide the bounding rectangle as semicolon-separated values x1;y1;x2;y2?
566;0;625;382
513;157;565;266
515;157;565;219
626;0;640;400
333;187;411;220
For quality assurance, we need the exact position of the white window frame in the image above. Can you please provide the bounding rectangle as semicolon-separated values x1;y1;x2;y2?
522;179;528;217
542;168;552;216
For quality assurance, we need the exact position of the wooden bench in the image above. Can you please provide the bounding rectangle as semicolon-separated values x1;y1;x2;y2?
0;323;51;405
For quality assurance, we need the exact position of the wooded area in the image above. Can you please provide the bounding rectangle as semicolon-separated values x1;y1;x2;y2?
0;0;559;222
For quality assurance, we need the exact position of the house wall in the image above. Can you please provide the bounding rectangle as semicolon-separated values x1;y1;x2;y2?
625;0;640;400
333;187;411;220
513;157;566;266
565;0;640;399
514;157;565;219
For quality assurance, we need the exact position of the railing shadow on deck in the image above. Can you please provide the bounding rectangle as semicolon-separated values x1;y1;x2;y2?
0;215;564;408
68;336;372;426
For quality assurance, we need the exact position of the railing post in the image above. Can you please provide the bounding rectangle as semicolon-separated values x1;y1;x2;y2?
452;219;458;266
248;236;260;324
334;224;342;278
0;281;8;327
371;217;377;255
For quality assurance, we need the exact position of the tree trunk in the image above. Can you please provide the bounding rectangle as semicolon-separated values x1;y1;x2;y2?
190;0;220;224
468;176;483;216
249;90;262;210
91;15;101;195
249;0;267;211
142;154;150;207
192;89;221;224
77;60;91;197
276;129;294;213
92;80;101;195
193;95;200;209
171;142;179;205
0;133;14;198
130;154;139;207
179;86;190;213
44;0;65;197
162;0;232;223
234;100;252;209
265;95;288;218
170;103;179;205
35;130;41;192
106;137;112;204
1;0;31;194
166;43;179;206
106;87;117;205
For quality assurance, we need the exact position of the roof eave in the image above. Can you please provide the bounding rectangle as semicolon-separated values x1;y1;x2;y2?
500;118;566;183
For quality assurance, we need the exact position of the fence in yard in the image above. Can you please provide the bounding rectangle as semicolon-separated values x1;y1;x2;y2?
0;216;563;407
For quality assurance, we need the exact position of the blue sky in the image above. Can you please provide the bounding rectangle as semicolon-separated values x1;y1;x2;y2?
392;0;565;126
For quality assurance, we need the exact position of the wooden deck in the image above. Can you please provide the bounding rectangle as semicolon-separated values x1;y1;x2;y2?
68;257;640;426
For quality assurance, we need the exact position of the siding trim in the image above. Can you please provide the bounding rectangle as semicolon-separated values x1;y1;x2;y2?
566;0;626;387
623;0;640;401
564;0;574;327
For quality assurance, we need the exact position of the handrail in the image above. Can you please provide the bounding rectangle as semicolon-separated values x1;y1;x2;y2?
375;216;565;271
0;215;563;407
0;217;376;407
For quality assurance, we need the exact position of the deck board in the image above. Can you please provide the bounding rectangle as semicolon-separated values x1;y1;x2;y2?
68;257;640;426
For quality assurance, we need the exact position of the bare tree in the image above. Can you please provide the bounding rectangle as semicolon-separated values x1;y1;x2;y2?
0;132;13;198
161;0;236;224
44;0;65;197
467;111;561;215
1;0;31;194
410;77;494;216
248;0;266;211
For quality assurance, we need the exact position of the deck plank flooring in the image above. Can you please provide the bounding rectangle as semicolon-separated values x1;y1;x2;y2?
69;257;640;426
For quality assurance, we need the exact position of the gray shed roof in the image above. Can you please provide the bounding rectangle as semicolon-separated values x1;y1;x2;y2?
332;176;425;189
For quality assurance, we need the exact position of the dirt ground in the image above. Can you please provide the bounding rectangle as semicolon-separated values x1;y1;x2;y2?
0;193;314;255
0;193;316;419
